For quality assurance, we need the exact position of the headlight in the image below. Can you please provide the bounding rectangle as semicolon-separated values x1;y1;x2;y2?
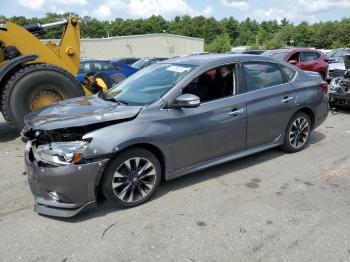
329;78;341;91
35;141;89;166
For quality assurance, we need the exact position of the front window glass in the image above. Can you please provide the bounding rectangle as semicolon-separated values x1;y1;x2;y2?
103;64;196;105
182;65;235;103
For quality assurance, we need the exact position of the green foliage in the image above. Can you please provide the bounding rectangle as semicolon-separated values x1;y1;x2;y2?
205;34;232;53
2;12;350;50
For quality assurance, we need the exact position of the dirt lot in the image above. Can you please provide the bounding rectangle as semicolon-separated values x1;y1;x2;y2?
0;111;349;262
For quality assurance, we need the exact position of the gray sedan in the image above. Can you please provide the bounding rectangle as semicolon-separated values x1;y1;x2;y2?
22;54;329;217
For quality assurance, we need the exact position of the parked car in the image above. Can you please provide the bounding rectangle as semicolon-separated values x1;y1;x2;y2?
326;48;350;63
227;49;265;55
131;57;168;69
328;57;346;80
77;60;139;83
329;54;350;108
22;54;328;217
112;57;141;66
262;48;329;80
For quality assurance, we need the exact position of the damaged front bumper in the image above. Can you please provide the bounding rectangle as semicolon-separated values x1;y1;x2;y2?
25;145;109;217
329;92;350;107
329;76;350;107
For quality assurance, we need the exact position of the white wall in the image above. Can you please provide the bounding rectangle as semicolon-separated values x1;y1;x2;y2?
79;33;204;59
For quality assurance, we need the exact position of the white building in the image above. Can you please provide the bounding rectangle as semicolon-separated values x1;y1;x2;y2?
79;33;204;59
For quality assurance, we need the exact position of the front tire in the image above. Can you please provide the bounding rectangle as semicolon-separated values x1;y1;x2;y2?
102;148;161;208
281;112;311;153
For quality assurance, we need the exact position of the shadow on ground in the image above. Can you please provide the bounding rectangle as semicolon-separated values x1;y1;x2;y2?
0;121;19;142
309;130;326;144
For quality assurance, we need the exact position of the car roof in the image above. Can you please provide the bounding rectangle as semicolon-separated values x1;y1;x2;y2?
160;54;273;66
268;48;320;54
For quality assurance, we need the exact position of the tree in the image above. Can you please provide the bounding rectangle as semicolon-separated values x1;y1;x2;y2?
1;12;349;50
205;34;231;53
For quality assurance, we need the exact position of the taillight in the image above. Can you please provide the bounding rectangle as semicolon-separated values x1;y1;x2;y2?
320;82;328;94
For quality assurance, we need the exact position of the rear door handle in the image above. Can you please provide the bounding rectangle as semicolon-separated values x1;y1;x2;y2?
281;96;294;103
228;108;245;116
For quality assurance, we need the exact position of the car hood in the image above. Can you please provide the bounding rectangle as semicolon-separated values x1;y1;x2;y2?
24;95;143;130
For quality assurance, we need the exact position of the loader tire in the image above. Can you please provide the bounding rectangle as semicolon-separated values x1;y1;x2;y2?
1;63;84;131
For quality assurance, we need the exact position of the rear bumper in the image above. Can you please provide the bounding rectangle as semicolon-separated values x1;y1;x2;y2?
313;96;329;129
25;149;109;217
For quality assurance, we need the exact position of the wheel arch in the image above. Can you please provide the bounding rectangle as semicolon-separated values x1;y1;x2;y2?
106;142;167;180
0;55;38;109
296;107;315;129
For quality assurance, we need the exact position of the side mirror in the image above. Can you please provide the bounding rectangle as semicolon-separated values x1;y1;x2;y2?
288;60;298;65
174;94;200;108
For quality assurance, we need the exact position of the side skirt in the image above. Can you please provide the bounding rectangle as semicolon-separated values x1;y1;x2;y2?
165;141;283;181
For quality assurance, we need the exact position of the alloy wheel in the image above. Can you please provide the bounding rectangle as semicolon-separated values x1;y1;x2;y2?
289;117;310;149
112;157;157;203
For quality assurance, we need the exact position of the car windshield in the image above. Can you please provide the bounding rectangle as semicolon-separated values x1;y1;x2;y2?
102;63;196;106
131;59;149;69
326;50;337;58
262;51;289;61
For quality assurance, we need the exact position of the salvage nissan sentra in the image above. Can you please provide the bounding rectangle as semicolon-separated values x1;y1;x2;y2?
22;54;329;217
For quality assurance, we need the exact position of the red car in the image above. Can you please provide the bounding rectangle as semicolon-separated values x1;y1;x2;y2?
262;48;329;80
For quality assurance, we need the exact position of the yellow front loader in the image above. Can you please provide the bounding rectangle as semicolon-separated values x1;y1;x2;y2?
0;16;105;131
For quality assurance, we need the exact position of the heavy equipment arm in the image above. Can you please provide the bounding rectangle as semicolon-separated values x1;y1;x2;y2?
0;16;80;76
0;17;87;131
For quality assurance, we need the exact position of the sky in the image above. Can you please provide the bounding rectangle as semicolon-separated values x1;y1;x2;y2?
1;0;350;24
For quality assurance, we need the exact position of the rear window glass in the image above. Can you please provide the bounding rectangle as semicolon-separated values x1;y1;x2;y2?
243;62;285;92
281;65;297;81
314;52;321;59
301;52;315;62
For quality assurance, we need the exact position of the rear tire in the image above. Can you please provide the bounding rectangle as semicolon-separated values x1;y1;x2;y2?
281;112;311;153
1;63;84;131
102;148;161;208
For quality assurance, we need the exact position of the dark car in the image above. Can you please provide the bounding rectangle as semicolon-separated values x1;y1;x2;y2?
22;54;328;217
112;57;141;66
131;57;168;69
227;49;265;55
327;48;350;63
77;60;139;83
262;48;329;80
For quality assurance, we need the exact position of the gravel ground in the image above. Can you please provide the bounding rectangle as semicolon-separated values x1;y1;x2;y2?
0;111;349;262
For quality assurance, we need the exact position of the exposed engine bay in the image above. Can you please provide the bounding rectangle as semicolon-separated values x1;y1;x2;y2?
329;55;350;108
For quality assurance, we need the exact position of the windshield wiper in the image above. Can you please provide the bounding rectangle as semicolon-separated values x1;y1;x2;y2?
103;96;128;105
103;96;120;104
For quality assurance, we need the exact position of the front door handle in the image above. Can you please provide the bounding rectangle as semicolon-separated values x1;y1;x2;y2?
228;108;245;116
281;96;294;103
